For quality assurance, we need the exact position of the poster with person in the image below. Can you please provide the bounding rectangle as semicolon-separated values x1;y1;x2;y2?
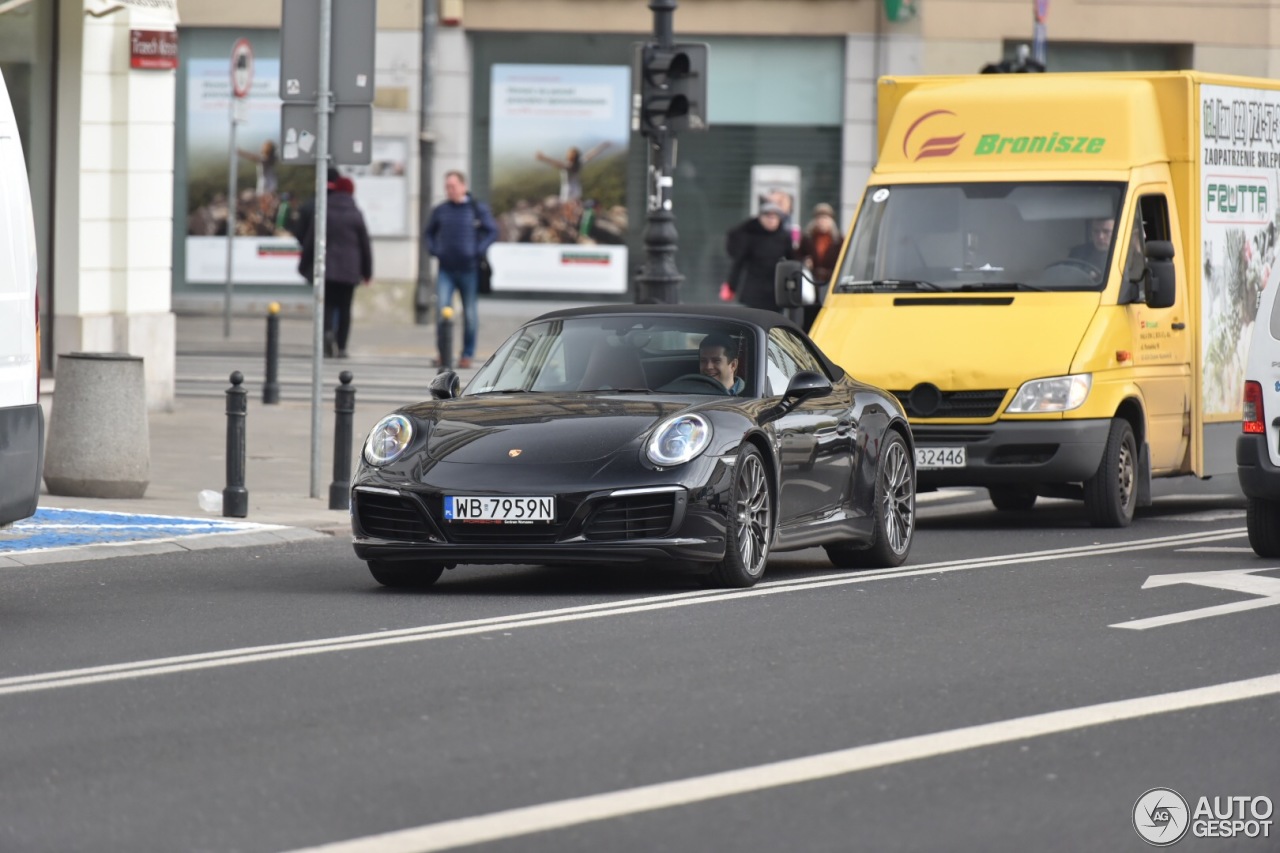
183;35;312;285
486;64;630;294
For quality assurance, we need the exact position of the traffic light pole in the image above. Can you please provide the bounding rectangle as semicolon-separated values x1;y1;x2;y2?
636;0;682;304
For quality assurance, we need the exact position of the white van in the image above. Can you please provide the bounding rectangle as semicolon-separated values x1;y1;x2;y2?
1238;281;1280;556
0;68;42;526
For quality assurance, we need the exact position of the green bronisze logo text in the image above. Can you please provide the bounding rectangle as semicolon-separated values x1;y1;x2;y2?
975;133;1107;155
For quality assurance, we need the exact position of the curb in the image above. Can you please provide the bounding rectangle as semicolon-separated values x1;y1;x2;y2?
0;525;336;568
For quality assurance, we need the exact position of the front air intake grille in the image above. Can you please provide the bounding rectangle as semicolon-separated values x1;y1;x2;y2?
892;389;1007;419
584;494;677;541
355;491;433;541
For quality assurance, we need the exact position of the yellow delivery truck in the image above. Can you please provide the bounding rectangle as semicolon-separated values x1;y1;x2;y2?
791;71;1276;526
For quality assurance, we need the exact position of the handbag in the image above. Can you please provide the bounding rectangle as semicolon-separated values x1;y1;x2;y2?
478;255;493;294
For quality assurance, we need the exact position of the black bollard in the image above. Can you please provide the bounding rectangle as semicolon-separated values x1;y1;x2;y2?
223;370;249;518
263;301;281;405
436;305;454;373
329;370;356;510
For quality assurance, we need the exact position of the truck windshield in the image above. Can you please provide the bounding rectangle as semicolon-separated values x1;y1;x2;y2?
836;182;1126;293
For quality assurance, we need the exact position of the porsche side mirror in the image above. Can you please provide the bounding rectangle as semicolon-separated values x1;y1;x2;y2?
429;370;460;400
783;370;832;402
775;260;805;308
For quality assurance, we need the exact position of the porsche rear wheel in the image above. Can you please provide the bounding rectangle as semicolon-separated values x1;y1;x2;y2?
711;445;772;588
368;560;449;588
826;431;915;569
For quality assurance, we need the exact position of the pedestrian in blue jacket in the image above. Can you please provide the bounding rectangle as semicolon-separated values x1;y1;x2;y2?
424;170;498;368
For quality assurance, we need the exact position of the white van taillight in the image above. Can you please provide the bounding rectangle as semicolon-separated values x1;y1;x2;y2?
1243;380;1265;434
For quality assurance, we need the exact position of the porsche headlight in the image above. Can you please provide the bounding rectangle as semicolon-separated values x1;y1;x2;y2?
363;414;414;466
1006;374;1092;413
646;414;712;467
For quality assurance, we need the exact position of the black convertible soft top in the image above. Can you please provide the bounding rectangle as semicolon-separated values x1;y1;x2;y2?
530;303;846;381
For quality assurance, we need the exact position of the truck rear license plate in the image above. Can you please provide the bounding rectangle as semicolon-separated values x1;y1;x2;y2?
444;496;555;523
916;446;966;469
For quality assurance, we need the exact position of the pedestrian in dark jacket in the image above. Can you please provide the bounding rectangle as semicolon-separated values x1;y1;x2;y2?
424;170;498;368
299;174;373;358
722;201;795;311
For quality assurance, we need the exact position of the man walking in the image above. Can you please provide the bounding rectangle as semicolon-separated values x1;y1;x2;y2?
425;170;498;368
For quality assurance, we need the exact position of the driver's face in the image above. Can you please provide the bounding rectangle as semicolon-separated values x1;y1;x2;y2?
699;346;738;389
1090;219;1114;251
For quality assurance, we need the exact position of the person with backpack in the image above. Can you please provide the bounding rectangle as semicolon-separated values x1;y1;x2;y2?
424;170;499;369
298;171;373;359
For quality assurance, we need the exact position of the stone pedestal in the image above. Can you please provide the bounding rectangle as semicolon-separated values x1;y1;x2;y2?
43;352;150;498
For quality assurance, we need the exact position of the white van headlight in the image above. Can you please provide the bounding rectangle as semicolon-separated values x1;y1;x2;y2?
363;414;414;466
1006;374;1092;413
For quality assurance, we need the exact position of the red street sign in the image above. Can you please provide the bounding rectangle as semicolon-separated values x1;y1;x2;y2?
230;38;254;98
130;29;178;70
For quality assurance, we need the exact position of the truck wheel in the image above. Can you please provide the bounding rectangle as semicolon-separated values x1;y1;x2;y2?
1246;498;1280;557
988;486;1037;511
1083;418;1137;528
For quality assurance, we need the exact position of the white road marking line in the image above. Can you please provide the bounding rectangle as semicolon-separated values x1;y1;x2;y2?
0;527;1245;697
1178;546;1256;553
278;671;1280;853
1152;510;1246;522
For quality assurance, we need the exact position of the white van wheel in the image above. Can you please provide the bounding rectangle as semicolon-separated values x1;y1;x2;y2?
1246;498;1280;557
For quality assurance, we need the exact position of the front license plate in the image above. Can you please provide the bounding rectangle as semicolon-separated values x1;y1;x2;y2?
444;496;555;523
915;446;966;469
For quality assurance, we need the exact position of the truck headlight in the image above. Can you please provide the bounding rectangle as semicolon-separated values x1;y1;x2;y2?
1006;374;1092;413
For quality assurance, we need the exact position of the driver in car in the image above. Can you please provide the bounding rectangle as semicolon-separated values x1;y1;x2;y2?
698;332;746;396
1069;217;1114;271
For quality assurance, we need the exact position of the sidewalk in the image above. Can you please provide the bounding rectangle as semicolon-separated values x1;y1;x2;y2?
35;296;591;535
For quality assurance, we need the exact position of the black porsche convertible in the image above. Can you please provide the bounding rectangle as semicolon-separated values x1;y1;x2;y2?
351;305;916;588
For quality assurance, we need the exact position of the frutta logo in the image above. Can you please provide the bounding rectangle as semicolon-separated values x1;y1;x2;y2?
903;110;965;161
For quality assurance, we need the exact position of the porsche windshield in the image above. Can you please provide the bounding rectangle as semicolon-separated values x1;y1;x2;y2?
465;316;758;396
836;182;1126;293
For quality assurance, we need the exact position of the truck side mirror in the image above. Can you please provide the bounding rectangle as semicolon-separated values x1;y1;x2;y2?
774;260;805;308
1144;240;1176;309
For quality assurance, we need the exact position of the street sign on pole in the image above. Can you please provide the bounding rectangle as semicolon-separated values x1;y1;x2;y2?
280;102;372;166
280;0;375;105
224;38;254;339
231;38;254;97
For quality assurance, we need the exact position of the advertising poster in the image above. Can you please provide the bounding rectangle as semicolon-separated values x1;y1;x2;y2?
487;64;630;294
1199;85;1280;416
343;137;410;237
184;38;311;285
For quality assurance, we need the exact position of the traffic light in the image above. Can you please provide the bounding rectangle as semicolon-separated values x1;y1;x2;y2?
633;41;708;137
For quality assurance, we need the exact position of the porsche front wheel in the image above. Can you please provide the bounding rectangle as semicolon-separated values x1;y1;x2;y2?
368;560;449;588
711;445;773;588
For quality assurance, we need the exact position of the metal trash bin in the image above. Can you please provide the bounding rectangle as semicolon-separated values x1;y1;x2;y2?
43;352;150;499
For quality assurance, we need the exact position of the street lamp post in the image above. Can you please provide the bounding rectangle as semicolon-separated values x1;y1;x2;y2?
636;0;682;304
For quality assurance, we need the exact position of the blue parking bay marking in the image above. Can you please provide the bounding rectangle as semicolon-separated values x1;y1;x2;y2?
0;507;269;555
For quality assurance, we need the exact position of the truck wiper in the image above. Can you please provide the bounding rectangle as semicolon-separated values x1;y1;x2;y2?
955;281;1050;292
835;279;946;293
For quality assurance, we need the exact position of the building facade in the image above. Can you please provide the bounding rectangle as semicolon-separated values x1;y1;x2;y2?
5;0;1280;408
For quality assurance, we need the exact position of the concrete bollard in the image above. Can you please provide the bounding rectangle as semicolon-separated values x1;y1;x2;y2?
44;352;150;498
329;370;355;510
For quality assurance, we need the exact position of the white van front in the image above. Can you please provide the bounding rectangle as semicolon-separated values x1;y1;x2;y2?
0;67;43;526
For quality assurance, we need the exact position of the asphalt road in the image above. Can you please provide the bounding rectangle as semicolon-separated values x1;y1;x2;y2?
1;478;1276;853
